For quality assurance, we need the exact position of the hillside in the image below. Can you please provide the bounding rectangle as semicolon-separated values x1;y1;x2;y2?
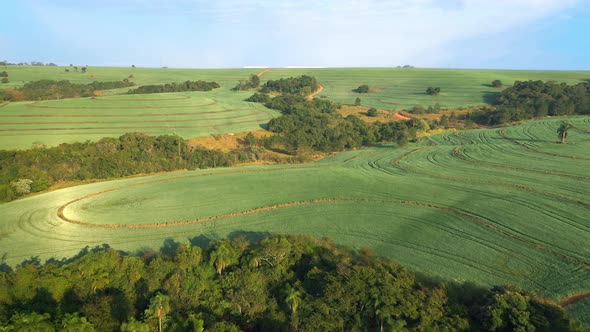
1;116;589;323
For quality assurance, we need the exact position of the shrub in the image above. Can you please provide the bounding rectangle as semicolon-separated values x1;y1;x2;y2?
426;87;440;95
352;85;370;93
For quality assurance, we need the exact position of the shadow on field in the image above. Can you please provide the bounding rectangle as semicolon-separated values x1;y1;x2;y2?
43;244;113;267
156;231;272;255
482;91;500;104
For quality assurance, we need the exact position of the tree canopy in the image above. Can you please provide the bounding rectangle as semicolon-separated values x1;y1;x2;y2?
260;75;319;95
0;133;250;202
128;80;219;94
426;87;441;95
0;235;580;331
352;84;370;93
472;80;590;125
0;79;134;101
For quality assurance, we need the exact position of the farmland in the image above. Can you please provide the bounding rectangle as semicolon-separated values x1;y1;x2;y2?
262;68;590;109
1;66;589;150
1;115;589;320
0;90;278;150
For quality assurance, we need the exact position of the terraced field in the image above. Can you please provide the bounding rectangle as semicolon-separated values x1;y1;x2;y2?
1;116;588;320
0;90;279;150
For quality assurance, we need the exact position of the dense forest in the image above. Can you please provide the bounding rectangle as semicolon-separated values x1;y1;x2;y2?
0;133;252;202
260;76;320;96
473;80;590;125
0;79;134;101
128;81;220;94
0;235;580;331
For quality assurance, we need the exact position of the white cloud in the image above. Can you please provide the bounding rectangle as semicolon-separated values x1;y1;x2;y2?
15;0;582;67
261;0;581;67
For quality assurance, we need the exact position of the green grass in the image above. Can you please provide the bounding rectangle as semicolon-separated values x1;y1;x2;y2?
0;65;261;88
0;90;279;150
2;66;588;149
262;68;590;109
1;116;589;322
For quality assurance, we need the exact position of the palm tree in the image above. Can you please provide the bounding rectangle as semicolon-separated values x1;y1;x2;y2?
284;284;302;314
557;122;573;144
146;293;170;332
209;240;234;274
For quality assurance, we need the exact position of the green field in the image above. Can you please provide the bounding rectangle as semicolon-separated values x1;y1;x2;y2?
0;90;278;150
2;66;589;150
262;68;590;109
1;116;589;320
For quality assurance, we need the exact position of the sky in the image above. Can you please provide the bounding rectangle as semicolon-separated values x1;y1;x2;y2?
1;0;589;69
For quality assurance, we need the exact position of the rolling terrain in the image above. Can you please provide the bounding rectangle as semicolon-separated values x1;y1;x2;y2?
1;116;589;321
262;67;590;109
0;91;278;150
2;66;588;150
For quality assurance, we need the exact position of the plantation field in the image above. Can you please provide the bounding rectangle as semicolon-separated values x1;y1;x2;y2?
3;66;589;110
1;116;589;321
0;90;279;150
2;66;589;150
0;66;262;88
263;68;590;109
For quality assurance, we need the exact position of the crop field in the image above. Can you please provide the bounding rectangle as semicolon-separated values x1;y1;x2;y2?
0;90;279;150
2;66;589;149
1;116;589;320
0;66;263;88
263;68;590;109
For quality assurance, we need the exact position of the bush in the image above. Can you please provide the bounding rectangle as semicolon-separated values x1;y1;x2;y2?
426;87;441;95
0;71;7;77
367;108;378;117
1;77;8;84
354;97;361;106
491;80;503;88
352;84;370;93
128;81;219;94
245;92;271;103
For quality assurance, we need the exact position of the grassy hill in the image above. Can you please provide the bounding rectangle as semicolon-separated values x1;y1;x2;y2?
1;115;589;322
262;68;590;109
1;66;588;150
0;90;278;150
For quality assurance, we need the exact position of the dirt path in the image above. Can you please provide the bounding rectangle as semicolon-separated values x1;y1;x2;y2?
561;292;590;307
256;68;272;77
307;84;324;101
394;112;411;120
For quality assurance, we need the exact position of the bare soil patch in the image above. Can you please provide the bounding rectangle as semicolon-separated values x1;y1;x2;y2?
187;130;273;152
338;105;403;123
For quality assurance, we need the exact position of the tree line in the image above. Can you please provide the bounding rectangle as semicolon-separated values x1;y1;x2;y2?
472;80;590;125
260;75;319;96
0;133;251;202
231;74;260;91
0;79;134;101
0;234;580;331
128;81;220;94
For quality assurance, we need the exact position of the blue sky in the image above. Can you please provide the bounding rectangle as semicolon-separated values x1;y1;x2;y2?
1;0;589;69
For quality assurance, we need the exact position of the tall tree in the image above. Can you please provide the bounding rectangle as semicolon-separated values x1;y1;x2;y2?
146;293;171;332
557;122;573;144
209;240;236;274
